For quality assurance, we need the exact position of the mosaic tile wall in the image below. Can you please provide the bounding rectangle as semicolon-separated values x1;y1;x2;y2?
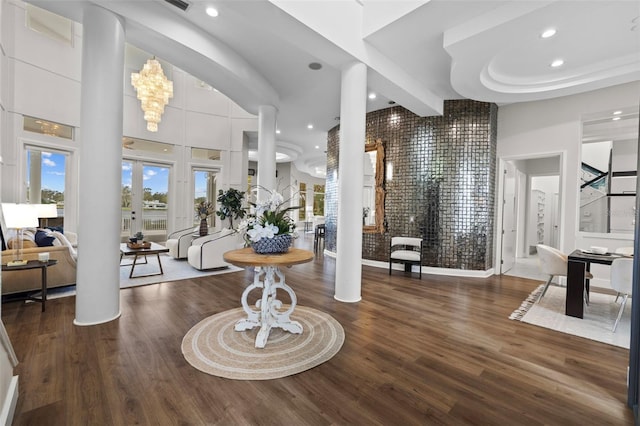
325;100;498;271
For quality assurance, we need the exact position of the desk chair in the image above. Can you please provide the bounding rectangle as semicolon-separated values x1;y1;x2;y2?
537;244;593;303
610;257;633;332
314;224;325;253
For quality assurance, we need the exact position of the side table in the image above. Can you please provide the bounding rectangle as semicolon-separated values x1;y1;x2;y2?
2;259;58;312
223;247;314;348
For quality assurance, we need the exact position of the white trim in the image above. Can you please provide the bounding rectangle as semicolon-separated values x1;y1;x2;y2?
0;323;17;368
73;310;121;326
324;250;495;278
0;375;18;426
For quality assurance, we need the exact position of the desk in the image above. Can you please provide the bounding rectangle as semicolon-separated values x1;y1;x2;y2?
2;260;58;312
567;250;622;318
223;247;314;348
120;242;169;278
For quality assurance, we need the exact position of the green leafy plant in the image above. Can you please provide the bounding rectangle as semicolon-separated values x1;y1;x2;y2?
215;188;246;229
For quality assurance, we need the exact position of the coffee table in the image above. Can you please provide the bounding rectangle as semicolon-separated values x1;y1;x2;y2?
120;242;169;278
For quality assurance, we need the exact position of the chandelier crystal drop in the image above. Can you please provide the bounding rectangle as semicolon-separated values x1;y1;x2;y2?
131;58;173;132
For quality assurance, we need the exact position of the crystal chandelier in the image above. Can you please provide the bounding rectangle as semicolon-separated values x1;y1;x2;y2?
131;58;173;132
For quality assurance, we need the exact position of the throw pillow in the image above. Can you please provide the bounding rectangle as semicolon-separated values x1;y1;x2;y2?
35;230;56;247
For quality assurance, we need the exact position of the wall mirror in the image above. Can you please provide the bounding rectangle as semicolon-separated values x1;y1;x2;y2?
363;138;385;233
579;107;639;234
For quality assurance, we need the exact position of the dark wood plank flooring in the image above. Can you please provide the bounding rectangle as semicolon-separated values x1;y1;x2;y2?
2;235;634;425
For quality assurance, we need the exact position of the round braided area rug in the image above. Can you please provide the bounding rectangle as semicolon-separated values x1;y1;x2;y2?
182;306;344;380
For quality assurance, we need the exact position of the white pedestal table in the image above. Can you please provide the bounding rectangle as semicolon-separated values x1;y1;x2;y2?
223;247;314;348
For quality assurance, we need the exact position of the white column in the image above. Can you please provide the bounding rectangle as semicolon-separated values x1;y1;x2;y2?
74;6;125;326
335;62;367;303
257;105;277;201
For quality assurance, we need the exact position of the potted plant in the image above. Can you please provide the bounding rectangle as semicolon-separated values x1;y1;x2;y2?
216;188;246;230
240;188;300;254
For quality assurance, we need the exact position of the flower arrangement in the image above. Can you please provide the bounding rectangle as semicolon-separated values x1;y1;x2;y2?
195;201;216;220
240;188;299;253
195;200;216;236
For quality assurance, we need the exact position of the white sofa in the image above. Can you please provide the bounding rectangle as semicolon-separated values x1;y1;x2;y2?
165;226;198;259
187;229;244;270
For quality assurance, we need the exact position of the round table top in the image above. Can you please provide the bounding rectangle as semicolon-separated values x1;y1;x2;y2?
223;247;314;268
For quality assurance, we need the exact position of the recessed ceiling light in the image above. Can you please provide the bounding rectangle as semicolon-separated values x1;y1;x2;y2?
276;129;281;134
205;7;219;17
550;59;564;68
308;62;322;71
315;145;319;149
368;93;377;100
307;124;313;129
612;117;621;121
541;28;556;39
613;110;622;115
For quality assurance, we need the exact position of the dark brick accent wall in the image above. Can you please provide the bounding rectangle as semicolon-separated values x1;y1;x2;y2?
325;100;497;271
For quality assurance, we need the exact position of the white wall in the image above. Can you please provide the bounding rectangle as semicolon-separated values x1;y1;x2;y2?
497;80;640;287
0;1;258;234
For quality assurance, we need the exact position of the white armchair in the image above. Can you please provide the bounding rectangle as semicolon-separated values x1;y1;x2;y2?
187;229;244;270
536;244;593;303
166;226;198;259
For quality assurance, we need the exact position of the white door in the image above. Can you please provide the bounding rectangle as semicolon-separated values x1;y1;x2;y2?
121;160;171;241
501;162;517;273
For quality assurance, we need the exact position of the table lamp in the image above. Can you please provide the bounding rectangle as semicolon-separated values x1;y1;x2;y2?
1;203;38;266
34;203;57;228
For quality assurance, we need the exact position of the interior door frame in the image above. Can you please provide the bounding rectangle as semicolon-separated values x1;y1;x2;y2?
500;161;517;274
495;151;566;273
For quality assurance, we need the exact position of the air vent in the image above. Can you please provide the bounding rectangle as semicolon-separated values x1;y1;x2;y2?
164;0;190;12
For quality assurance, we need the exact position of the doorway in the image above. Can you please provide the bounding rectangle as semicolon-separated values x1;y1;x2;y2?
499;154;563;281
121;160;171;241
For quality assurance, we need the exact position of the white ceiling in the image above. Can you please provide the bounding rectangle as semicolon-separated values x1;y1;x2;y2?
31;0;640;178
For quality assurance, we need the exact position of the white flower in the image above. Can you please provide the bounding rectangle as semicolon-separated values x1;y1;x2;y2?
246;222;280;242
268;192;284;211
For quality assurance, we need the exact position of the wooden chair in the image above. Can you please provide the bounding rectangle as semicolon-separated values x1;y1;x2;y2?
389;237;423;279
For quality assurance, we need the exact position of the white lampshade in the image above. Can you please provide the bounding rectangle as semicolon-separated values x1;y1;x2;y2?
1;203;39;229
33;203;58;219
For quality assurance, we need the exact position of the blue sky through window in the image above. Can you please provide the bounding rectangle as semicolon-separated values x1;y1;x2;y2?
121;162;169;194
27;151;66;192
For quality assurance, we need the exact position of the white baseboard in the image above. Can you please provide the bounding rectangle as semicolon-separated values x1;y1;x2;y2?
324;250;494;278
1;375;18;426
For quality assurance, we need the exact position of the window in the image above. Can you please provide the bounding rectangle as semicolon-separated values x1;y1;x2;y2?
123;137;173;154
193;169;218;226
313;184;325;216
299;183;306;220
23;116;74;140
26;4;74;46
26;148;67;228
191;148;221;161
